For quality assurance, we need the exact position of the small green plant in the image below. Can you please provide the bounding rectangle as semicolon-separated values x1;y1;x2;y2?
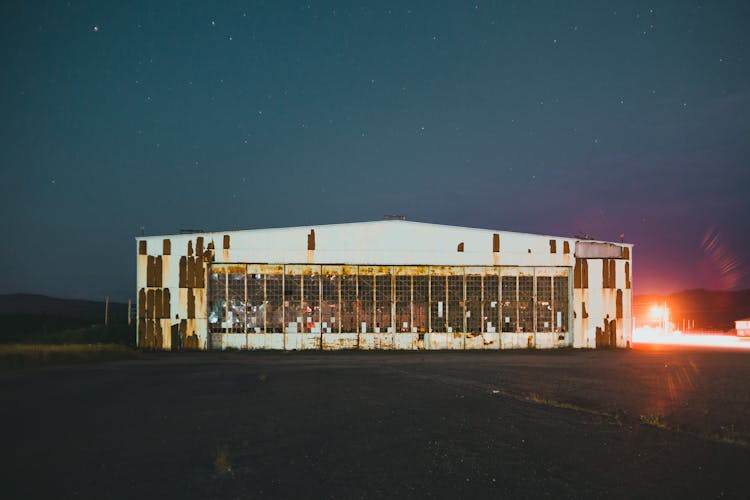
213;445;232;475
640;413;667;429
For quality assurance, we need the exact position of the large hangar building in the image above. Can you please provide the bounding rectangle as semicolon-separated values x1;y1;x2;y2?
135;220;633;350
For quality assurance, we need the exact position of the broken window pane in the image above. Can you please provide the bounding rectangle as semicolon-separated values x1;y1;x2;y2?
302;273;321;333
340;274;357;333
501;276;517;333
208;269;226;333
321;273;339;334
228;273;245;333
247;272;264;333
284;274;302;333
266;273;283;333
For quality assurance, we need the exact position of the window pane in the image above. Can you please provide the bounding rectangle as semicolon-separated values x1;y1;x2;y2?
395;276;411;332
518;276;534;333
536;276;552;332
247;273;264;333
358;275;374;333
321;274;339;333
284;274;302;333
302;273;320;333
412;276;429;333
375;274;392;332
483;275;499;333
501;276;517;333
228;273;245;333
466;275;482;333
208;271;226;333
266;274;283;333
554;275;569;333
430;275;447;332
340;274;357;333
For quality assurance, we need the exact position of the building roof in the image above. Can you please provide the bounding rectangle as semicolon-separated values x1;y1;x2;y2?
135;220;632;268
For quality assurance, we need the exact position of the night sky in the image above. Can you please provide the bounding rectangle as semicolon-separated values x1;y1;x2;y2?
2;1;748;302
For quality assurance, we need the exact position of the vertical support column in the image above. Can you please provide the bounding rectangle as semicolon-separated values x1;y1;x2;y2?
282;268;286;350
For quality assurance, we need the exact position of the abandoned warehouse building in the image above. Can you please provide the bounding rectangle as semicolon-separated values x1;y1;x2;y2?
135;220;633;350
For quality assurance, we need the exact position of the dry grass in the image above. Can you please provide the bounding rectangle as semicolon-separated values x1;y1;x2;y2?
0;344;138;370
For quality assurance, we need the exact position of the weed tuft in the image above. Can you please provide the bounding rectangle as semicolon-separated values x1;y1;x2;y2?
640;413;667;429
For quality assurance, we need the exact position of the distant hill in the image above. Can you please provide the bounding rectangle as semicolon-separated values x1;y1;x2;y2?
634;289;750;332
0;294;129;324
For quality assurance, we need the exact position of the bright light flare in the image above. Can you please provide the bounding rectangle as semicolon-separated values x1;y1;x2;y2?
649;305;663;320
633;326;750;350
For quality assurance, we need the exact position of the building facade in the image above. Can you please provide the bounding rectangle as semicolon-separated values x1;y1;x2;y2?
135;220;633;350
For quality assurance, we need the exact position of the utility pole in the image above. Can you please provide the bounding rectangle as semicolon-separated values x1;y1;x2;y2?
105;296;109;326
127;299;132;326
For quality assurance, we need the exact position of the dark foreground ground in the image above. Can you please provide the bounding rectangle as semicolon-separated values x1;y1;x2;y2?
2;347;750;499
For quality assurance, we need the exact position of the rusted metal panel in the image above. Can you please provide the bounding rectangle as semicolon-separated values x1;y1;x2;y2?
196;237;204;255
457;242;464;252
286;264;320;275
194;258;205;288
549;240;557;253
307;229;316;250
163;239;171;255
394;265;429;276
563;241;570;254
138;240;147;255
430;265;462;276
187;289;195;318
302;333;322;350
187;240;194;257
575;241;626;259
223;234;230;250
322;333;359;350
247;264;283;274
154;289;163;318
616;289;623;319
138;288;146;319
155;256;163;288
163;288;171;319
625;262;631;289
492;233;500;252
178;257;187;288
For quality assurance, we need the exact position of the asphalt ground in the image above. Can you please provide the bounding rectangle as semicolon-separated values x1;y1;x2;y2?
2;346;749;499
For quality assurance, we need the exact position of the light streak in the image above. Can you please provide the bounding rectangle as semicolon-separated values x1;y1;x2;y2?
633;326;750;350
